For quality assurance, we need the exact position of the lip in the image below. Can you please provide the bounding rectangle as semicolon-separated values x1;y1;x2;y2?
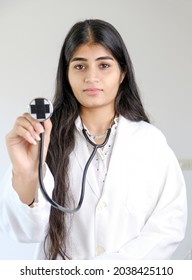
83;88;103;95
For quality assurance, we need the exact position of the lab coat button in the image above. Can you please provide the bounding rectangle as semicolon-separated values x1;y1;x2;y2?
96;245;105;255
98;201;107;211
102;201;107;208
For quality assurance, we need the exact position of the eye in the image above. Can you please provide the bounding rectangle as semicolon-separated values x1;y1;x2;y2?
99;63;110;69
74;64;86;71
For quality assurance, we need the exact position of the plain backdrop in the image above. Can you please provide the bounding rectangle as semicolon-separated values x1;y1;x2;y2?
0;0;192;259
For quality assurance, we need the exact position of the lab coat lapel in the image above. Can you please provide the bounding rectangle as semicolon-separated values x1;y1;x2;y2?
73;131;101;199
102;116;139;194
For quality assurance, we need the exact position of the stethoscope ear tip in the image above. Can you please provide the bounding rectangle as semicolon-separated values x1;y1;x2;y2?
28;98;53;122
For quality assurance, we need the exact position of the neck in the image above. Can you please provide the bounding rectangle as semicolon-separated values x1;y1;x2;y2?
80;107;116;136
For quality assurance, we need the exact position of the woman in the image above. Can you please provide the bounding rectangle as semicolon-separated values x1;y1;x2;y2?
1;19;187;259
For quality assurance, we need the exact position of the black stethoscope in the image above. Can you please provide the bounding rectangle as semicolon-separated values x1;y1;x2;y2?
28;98;111;213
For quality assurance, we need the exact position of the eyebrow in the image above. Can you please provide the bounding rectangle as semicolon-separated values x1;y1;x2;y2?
70;56;114;62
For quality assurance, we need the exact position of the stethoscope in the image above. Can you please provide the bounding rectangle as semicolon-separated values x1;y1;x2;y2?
28;98;111;213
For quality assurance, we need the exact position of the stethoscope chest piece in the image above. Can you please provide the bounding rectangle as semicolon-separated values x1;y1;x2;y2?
28;98;53;122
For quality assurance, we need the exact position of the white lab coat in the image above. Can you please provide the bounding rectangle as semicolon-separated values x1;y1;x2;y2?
0;116;187;259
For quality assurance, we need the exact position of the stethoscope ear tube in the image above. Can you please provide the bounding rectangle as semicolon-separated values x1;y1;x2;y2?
82;128;111;148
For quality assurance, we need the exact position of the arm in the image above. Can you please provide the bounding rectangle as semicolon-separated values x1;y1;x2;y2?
0;113;52;242
5;113;52;205
0;164;54;243
120;159;187;259
93;150;187;260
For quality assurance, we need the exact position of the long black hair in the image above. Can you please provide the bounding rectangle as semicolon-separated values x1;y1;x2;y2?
45;19;149;260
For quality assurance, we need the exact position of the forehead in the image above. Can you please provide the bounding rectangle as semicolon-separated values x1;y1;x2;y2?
70;43;114;60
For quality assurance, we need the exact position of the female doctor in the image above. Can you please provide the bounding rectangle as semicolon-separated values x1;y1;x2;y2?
1;19;187;260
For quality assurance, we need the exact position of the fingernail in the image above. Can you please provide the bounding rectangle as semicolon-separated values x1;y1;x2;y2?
35;134;41;141
30;137;37;145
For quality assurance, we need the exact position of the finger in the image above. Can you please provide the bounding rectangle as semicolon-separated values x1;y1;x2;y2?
14;116;41;142
12;125;39;145
24;114;52;145
23;113;45;134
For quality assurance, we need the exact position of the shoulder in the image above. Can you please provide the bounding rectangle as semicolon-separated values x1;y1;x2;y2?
117;116;177;165
118;115;167;144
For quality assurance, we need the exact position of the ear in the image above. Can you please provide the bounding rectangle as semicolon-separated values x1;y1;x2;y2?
120;70;126;84
120;66;127;83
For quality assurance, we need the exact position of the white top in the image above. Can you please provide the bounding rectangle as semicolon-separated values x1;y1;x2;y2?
76;116;118;193
0;116;187;259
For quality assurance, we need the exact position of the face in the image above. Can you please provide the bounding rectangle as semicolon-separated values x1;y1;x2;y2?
68;43;125;113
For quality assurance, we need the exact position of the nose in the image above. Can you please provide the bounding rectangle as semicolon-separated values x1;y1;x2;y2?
84;67;100;83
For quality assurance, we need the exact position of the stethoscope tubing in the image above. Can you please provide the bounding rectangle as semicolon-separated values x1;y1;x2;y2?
38;128;111;213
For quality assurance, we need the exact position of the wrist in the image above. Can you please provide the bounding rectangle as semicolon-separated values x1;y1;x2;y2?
28;198;35;207
12;170;38;205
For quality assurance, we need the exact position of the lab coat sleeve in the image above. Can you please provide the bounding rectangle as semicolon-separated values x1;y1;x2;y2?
0;164;53;243
93;149;187;260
